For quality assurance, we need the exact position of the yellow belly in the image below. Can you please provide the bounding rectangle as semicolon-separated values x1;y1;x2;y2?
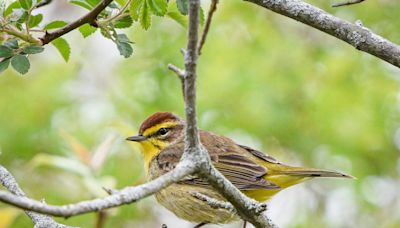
155;184;239;224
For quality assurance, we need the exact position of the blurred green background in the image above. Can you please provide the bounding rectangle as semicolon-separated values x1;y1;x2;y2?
1;0;400;227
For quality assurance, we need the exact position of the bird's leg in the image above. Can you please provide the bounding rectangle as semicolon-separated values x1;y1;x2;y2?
243;220;247;228
194;222;207;228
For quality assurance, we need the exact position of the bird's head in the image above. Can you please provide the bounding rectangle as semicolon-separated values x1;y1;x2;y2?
126;112;185;165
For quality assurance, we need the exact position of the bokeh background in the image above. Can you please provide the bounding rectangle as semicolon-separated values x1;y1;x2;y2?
1;0;400;227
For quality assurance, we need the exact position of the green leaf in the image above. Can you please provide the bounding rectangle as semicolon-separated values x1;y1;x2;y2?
4;39;19;49
86;0;101;7
0;59;11;74
27;14;43;28
11;55;30;74
69;0;93;10
114;15;133;28
19;0;32;10
115;0;127;6
130;0;144;21
115;41;133;58
0;46;14;58
44;20;68;30
116;34;132;43
23;45;44;54
51;38;70;62
200;6;205;25
4;2;21;17
167;1;187;27
16;10;28;23
78;24;97;38
140;0;151;30
176;0;188;15
148;0;167;16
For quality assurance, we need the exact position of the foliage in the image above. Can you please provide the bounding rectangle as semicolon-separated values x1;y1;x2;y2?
0;0;192;74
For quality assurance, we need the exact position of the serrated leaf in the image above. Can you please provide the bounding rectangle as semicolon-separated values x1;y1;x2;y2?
148;0;167;16
27;13;43;28
51;38;70;62
130;0;144;21
4;2;21;16
115;41;133;58
4;39;19;49
0;46;13;58
11;55;30;74
114;15;133;28
16;10;28;23
0;59;10;74
23;45;44;54
140;0;151;30
19;0;32;10
86;0;101;7
176;0;188;15
167;1;187;27
79;24;97;38
116;34;132;43
200;6;205;25
115;0;127;6
44;20;68;30
69;0;93;10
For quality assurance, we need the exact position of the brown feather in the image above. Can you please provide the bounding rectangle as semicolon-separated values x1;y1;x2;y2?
149;130;280;190
139;112;182;135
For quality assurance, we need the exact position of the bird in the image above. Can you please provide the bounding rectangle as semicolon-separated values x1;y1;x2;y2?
126;112;353;227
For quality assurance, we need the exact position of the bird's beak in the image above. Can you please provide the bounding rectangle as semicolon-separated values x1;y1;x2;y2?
126;135;147;142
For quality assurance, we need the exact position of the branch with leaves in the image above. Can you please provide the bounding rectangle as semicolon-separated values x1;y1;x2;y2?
0;0;189;74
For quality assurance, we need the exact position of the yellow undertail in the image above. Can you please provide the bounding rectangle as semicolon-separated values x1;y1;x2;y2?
243;166;353;202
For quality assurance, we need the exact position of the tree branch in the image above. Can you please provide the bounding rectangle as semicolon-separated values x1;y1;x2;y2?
0;161;195;217
178;1;276;227
190;192;236;212
40;0;113;45
0;165;73;228
245;0;400;68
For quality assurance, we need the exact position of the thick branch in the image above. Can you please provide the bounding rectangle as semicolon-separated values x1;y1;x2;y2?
182;0;202;151
40;0;113;44
180;1;275;227
245;0;400;68
0;166;73;228
0;162;195;217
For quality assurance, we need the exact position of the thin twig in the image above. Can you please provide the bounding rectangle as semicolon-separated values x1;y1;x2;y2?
190;192;236;212
167;64;185;80
332;0;365;7
40;0;113;44
0;166;73;228
0;161;196;217
245;0;400;68
198;0;219;55
35;0;53;9
95;211;108;228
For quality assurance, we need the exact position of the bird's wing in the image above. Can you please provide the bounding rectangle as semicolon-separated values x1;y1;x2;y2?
151;134;280;190
237;144;281;164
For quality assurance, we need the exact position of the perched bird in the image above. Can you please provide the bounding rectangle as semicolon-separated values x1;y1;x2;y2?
126;112;352;227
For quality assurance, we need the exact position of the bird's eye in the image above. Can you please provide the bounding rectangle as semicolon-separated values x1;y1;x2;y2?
158;128;169;135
